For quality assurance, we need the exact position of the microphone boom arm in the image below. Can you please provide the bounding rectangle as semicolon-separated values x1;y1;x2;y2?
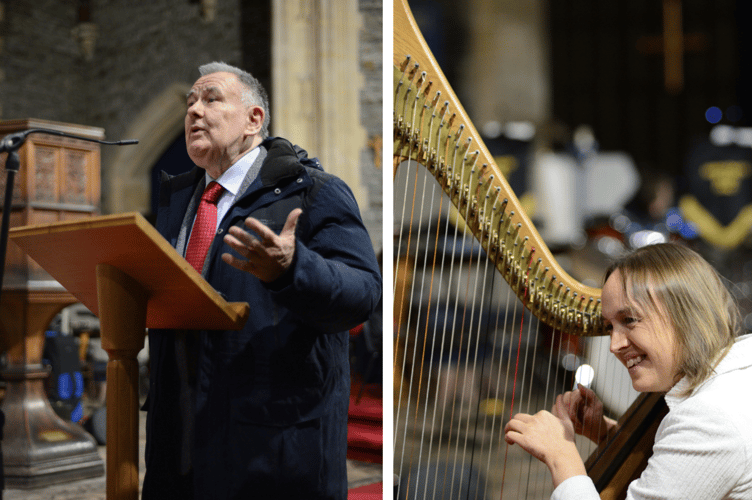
1;128;138;156
0;127;138;299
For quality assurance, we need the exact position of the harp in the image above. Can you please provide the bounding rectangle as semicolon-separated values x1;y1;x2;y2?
392;1;668;499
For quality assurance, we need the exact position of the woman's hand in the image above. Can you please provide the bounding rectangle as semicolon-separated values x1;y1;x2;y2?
504;398;586;488
557;384;617;444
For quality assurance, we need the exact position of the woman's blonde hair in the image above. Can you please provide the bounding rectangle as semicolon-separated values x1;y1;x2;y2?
604;243;740;396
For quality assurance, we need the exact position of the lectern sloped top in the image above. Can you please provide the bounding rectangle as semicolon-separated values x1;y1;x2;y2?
9;212;249;330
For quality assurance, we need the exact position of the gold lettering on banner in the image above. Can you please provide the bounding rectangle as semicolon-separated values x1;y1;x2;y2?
699;161;752;196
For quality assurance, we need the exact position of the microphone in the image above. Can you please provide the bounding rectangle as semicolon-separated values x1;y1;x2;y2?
0;128;139;154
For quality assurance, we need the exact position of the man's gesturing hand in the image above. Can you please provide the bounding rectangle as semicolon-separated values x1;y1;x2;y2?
222;208;302;283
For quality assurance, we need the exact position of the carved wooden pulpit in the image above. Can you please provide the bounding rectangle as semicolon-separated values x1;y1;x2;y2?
9;212;249;499
0;118;105;488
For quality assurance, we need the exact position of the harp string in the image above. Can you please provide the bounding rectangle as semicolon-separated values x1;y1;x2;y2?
412;164;450;499
481;258;516;498
422;194;454;500
418;77;462;500
394;163;434;500
423;146;478;500
520;261;545;498
393;88;424;497
394;159;506;496
448;161;496;500
499;248;535;498
391;174;449;499
487;197;523;499
464;179;504;498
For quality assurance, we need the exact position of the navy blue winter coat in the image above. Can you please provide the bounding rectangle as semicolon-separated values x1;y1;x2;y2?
142;137;381;499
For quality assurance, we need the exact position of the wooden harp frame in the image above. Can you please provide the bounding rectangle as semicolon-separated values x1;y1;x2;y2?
392;0;666;499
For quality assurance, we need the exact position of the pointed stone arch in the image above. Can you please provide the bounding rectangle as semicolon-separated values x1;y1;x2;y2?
104;82;190;215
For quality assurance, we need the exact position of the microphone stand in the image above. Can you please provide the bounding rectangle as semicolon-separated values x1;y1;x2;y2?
0;128;138;303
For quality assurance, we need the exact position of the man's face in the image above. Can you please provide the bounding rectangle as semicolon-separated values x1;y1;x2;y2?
185;71;260;176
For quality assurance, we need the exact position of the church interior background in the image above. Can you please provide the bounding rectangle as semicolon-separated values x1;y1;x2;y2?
2;0;752;498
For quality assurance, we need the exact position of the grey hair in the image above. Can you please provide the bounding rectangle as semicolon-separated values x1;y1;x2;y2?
198;61;270;139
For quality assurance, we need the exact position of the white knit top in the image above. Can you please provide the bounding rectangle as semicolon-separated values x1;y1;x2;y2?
552;334;752;500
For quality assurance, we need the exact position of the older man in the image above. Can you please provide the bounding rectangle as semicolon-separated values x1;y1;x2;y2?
142;62;381;500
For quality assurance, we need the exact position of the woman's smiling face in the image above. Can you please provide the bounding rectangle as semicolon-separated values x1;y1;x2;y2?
603;269;682;393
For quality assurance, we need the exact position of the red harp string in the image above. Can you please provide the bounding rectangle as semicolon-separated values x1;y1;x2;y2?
499;247;536;498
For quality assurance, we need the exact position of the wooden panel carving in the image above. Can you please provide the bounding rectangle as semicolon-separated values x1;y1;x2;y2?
63;148;88;205
34;146;58;203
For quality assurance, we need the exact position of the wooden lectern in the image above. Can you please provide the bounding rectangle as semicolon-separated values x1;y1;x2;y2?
9;212;249;499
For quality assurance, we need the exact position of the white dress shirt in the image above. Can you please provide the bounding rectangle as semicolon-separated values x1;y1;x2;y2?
204;146;261;229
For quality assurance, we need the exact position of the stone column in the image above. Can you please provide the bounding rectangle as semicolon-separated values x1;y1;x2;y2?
271;0;367;206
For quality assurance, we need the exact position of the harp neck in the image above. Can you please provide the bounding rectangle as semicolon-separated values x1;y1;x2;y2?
393;0;602;336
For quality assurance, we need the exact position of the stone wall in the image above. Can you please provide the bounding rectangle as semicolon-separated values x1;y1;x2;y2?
359;0;384;255
0;0;242;132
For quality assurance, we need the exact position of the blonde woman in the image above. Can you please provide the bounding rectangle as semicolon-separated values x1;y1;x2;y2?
504;243;752;499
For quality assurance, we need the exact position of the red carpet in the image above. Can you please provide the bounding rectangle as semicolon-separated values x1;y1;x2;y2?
347;385;383;464
348;481;383;499
346;382;383;499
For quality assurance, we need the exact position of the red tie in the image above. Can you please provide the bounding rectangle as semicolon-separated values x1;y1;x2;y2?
185;181;224;273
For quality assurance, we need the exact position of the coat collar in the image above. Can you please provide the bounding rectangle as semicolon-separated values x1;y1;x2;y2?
158;137;320;240
258;137;321;187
